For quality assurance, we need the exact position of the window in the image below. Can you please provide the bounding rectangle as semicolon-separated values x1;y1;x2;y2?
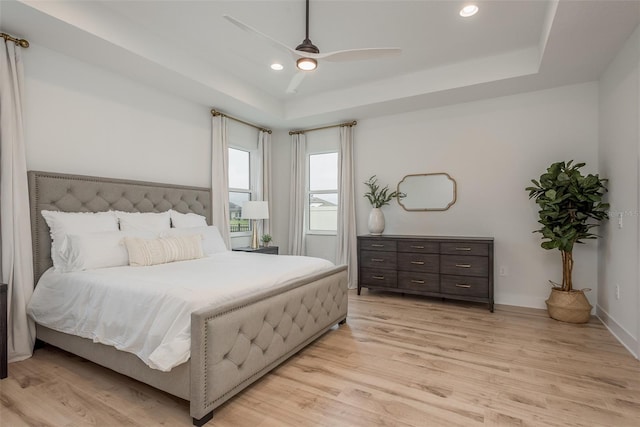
308;152;338;232
228;147;251;233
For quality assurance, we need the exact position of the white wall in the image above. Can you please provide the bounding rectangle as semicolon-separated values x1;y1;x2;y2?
24;41;606;316
598;25;640;358
24;44;211;187
22;43;265;249
351;83;600;309
270;82;601;310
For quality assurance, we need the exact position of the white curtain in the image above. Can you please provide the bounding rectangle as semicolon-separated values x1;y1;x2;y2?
211;115;231;248
288;133;306;255
0;39;36;362
255;130;272;237
337;126;358;289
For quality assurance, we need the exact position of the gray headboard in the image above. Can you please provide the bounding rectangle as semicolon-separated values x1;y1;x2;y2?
28;171;212;284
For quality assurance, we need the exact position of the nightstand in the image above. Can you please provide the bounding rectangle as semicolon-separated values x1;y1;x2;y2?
1;282;7;379
233;246;279;255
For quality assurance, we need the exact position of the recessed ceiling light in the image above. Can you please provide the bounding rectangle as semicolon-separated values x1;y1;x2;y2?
270;63;284;71
460;4;479;17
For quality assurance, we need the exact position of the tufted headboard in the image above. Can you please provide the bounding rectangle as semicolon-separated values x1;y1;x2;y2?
28;171;212;285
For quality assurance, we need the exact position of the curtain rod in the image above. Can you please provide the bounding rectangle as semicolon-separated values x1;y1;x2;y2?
288;120;357;135
210;109;272;134
1;32;29;48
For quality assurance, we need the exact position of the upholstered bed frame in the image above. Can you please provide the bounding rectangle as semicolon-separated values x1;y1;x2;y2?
27;171;348;426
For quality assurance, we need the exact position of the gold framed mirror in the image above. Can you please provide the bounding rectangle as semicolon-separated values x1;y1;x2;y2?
397;173;457;211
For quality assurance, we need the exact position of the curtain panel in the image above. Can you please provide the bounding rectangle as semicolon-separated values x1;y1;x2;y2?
256;130;272;237
288;134;306;255
0;39;36;361
211;115;231;248
337;126;358;289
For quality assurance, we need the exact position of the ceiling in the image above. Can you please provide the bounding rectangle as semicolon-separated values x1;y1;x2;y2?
1;0;639;129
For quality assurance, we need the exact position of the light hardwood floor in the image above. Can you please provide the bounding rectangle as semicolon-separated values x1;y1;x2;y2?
2;290;640;426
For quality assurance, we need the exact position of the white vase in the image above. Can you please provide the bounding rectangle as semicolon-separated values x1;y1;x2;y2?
368;207;385;235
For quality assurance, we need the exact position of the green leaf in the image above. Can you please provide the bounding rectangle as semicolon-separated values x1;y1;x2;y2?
527;160;609;282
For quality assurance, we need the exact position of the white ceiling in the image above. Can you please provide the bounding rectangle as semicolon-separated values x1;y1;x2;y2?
1;0;639;129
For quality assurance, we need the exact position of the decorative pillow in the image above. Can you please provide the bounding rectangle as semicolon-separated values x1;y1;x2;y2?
41;210;119;271
116;211;171;234
169;209;207;228
123;235;204;267
160;225;228;255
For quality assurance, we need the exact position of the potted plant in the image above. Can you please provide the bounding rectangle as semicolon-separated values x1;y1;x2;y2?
526;160;609;323
260;234;272;247
364;175;404;235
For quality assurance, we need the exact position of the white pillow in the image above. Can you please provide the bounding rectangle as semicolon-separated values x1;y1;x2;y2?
60;230;156;272
41;210;119;271
116;211;171;234
123;235;204;266
160;225;228;255
61;231;128;272
169;209;207;228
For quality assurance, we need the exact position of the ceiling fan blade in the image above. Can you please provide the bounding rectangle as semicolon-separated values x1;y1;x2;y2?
316;47;402;62
286;72;307;94
223;15;299;58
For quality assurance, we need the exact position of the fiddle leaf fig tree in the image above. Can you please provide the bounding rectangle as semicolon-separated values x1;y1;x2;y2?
526;161;609;292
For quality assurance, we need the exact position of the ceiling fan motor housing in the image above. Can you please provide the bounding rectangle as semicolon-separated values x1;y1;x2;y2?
295;39;320;54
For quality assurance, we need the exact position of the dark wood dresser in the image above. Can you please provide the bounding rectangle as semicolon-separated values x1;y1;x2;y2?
1;282;7;379
357;235;494;312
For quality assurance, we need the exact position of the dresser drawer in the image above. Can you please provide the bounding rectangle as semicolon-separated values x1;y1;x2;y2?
440;255;488;277
441;275;488;297
360;250;397;269
398;272;439;292
397;253;439;273
397;240;439;254
440;242;489;257
360;268;397;288
360;239;397;252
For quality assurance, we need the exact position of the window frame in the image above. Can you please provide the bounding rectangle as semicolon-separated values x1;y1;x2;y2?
306;150;339;235
228;146;253;236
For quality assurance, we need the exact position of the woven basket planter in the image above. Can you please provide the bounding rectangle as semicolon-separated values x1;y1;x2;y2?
545;288;592;324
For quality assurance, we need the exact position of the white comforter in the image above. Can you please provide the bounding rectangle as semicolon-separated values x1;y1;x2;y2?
27;252;334;371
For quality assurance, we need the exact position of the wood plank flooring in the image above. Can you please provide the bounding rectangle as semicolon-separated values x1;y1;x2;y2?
2;289;640;426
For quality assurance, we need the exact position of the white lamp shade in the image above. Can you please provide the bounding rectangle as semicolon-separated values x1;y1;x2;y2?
241;201;269;219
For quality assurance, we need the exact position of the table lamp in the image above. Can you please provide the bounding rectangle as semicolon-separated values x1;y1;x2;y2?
241;201;269;249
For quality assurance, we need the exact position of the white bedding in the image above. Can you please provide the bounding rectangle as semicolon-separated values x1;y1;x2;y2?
27;252;334;372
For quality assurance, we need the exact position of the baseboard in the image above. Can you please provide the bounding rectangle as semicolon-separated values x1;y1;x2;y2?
596;304;638;359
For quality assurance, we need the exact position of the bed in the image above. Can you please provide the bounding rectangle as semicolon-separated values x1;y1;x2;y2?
27;170;348;426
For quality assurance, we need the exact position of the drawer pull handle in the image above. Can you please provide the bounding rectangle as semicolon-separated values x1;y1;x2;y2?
371;258;385;262
456;264;471;268
372;275;385;280
411;245;425;249
410;261;425;265
411;280;425;284
371;244;385;248
455;247;472;251
455;284;472;288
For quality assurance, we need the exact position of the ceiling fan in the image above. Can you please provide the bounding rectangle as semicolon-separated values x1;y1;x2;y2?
223;0;402;94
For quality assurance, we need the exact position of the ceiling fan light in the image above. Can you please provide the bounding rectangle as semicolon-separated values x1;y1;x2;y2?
297;57;317;71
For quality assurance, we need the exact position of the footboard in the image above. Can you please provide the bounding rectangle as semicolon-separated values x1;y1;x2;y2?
189;265;348;425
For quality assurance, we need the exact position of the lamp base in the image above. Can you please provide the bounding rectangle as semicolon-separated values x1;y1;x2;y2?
251;220;259;249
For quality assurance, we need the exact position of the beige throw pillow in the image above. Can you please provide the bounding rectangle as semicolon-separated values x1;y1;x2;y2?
124;235;204;267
